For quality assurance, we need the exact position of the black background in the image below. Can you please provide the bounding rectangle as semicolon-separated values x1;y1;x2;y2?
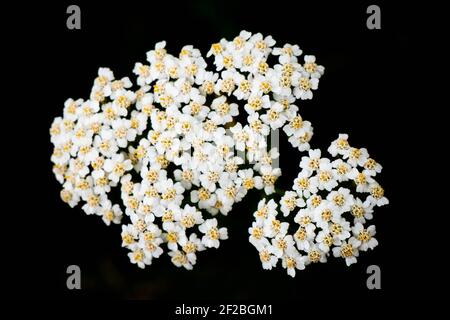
3;0;445;301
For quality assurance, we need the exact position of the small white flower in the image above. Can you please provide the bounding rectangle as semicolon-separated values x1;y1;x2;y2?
111;119;137;148
248;220;265;247
121;224;138;248
59;188;80;208
81;192;106;216
260;165;281;195
104;153;132;183
178;233;204;265
331;158;352;182
328;134;350;157
190;187;217;211
208;96;239;125
347;168;374;192
247;112;270;136
351;223;378;251
304;244;327;265
199;218;228;248
293;171;318;198
366;184;389;207
244;94;271;114
255;239;278;270
253;198;278;222
249;33;276;56
288;124;313;151
98;200;122;225
273;44;303;62
163;222;185;251
260;102;287;130
328;218;351;242
128;248;152;269
327;187;353;213
311;200;337;229
174;204;204;229
155;178;185;206
362;158;383;176
316;230;336;253
271;233;294;258
292;224;316;251
138;228;164;259
280;191;305;216
169;250;193;270
332;239;360;266
344;147;370;167
237;169;263;191
229;123;249;151
299;149;322;173
292;74;318;100
263;214;289;239
351;198;375;223
146;41;167;63
315;159;338;191
302;55;324;79
281;247;306;277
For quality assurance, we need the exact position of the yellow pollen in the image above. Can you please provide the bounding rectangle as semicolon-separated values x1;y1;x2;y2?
351;205;364;218
330;223;343;235
162;210;173;222
259;250;270;262
166;232;178;243
364;158;377;170
310;195;322;208
183;242;196;254
299;78;310;91
251;227;263;239
207;227;219;240
296;178;309;190
333;194;345;206
308;250;321;263
122;233;134;245
321;209;332;221
60;189;72;203
181;215;196;228
340;243;354;258
285;257;296;269
318;170;331;182
210;43;222;55
370;185;385;199
87;194;99;207
290;116;303;130
295;227;306;241
357;230;371;242
304;62;317;73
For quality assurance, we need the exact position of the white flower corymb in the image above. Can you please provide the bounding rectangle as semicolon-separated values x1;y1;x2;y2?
50;30;387;274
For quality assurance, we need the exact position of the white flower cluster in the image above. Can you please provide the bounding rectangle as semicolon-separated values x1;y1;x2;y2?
50;30;386;273
250;134;388;277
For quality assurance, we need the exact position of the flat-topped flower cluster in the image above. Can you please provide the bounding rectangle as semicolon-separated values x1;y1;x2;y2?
49;30;387;275
250;134;388;277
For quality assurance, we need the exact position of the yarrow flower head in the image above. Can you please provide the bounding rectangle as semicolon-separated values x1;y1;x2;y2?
50;30;387;274
250;134;388;276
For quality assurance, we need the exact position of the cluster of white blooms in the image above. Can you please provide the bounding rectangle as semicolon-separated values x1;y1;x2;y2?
50;30;386;273
250;134;388;277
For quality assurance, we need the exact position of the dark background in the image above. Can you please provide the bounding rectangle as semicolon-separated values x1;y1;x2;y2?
3;0;445;300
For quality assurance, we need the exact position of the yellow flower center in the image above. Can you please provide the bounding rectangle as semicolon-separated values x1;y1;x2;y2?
340;243;354;258
207;227;219;240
